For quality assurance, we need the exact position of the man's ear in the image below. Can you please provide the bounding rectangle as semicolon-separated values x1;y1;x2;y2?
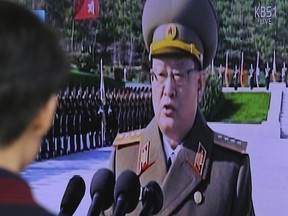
31;95;57;138
197;71;206;103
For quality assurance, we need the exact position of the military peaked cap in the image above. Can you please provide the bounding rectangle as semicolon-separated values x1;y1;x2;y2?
142;0;218;69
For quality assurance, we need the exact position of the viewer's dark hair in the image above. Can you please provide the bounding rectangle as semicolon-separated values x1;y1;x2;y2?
0;1;69;146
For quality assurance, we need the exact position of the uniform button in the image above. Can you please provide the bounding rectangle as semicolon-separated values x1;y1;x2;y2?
194;191;202;205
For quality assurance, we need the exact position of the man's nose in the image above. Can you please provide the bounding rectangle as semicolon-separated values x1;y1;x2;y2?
163;75;176;98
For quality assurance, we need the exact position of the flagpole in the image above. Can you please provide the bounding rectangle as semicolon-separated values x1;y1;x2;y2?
240;51;244;87
100;58;106;147
225;51;229;87
211;58;215;77
71;19;75;51
256;51;260;87
272;50;276;82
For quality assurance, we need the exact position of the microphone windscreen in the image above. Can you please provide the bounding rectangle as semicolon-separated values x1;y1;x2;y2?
60;175;85;215
114;170;140;213
143;181;163;214
90;168;115;210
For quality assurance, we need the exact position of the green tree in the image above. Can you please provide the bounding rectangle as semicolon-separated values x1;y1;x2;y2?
273;1;288;64
111;0;144;67
253;0;276;64
215;0;255;67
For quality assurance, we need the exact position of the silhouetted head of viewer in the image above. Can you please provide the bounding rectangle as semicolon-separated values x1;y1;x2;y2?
0;1;69;175
0;2;69;215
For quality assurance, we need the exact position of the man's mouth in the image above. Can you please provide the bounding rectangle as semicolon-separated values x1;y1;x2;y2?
163;104;175;116
164;104;174;109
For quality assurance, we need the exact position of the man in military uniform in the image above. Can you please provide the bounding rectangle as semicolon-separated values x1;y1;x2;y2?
249;64;255;90
281;63;287;83
218;64;224;87
107;0;255;215
233;65;239;91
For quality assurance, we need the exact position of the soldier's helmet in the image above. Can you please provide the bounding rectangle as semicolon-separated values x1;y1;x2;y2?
142;0;218;69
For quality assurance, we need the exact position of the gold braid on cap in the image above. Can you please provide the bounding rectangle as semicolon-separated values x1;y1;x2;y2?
149;40;202;63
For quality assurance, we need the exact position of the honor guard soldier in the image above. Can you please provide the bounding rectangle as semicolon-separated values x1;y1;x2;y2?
265;62;271;90
282;63;287;83
106;0;255;215
218;64;223;87
249;64;255;90
233;65;239;91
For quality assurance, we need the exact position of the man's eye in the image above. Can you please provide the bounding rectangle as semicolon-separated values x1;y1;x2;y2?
173;73;183;80
158;72;167;77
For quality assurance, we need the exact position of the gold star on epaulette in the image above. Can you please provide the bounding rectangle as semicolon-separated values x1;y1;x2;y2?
214;132;247;154
113;129;143;148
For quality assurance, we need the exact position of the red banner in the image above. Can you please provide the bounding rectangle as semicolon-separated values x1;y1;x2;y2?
74;0;100;20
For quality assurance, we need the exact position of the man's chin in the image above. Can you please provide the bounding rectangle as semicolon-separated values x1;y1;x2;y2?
158;117;178;134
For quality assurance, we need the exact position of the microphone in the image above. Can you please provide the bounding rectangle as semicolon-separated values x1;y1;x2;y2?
87;168;115;216
140;181;163;216
58;175;86;216
113;170;140;216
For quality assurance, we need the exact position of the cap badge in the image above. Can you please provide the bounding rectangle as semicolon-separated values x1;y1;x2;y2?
194;143;207;176
165;23;177;40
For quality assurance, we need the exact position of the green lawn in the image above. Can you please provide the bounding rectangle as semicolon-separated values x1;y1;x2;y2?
212;92;271;124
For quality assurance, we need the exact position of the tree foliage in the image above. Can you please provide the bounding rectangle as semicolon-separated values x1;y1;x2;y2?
200;74;224;120
17;0;288;71
215;0;288;68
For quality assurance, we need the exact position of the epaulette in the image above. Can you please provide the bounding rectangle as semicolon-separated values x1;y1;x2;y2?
113;129;143;147
214;132;247;154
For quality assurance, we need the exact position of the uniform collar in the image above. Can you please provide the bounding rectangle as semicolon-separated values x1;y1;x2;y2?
162;135;183;163
138;108;214;182
181;108;214;180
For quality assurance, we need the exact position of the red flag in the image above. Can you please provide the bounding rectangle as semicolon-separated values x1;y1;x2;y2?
74;0;100;20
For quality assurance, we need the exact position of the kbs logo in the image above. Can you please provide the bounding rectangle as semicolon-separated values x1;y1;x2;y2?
254;6;277;25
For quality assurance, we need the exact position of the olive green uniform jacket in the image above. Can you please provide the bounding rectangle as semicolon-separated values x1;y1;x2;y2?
107;110;255;216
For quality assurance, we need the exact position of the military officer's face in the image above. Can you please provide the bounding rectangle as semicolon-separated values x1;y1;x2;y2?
151;55;205;142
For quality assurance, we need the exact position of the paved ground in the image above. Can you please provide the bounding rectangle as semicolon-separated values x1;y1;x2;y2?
22;148;111;216
22;84;288;216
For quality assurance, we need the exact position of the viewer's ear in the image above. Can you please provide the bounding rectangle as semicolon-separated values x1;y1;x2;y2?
31;95;57;138
197;71;206;103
